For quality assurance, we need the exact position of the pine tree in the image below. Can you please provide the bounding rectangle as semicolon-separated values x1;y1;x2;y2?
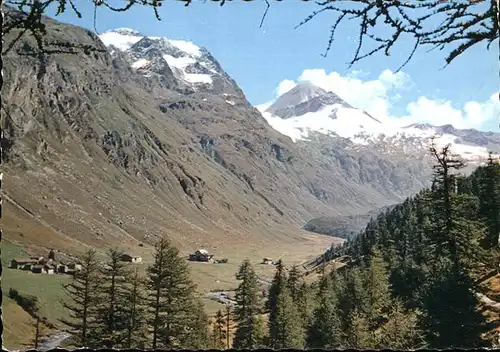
287;265;301;303
267;259;286;345
145;237;199;349
212;309;226;349
426;142;486;274
338;267;369;323
480;153;500;249
306;273;342;349
183;299;209;349
225;303;231;348
97;247;131;348
421;259;489;349
270;284;304;349
124;267;148;348
364;247;393;336
61;249;102;348
233;259;264;349
345;308;371;349
379;299;423;349
295;280;314;329
317;145;499;349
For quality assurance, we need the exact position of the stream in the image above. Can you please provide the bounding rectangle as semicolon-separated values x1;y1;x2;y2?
37;331;72;351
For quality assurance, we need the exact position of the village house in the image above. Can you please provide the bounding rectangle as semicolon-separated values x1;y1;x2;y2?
10;251;82;276
120;254;143;263
262;258;274;265
31;265;43;274
10;258;39;270
43;264;56;274
189;249;214;262
57;263;67;274
65;263;83;274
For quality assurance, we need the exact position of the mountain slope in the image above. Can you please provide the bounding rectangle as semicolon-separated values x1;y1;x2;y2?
2;12;437;255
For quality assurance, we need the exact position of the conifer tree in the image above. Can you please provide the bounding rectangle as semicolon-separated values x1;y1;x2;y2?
421;260;488;349
306;273;342;349
225;303;231;348
339;267;369;323
97;247;131;348
233;259;264;349
345;308;371;349
212;309;226;349
61;249;102;348
330;269;347;303
183;299;210;349
267;259;286;345
480;153;500;249
426;142;486;274
269;283;304;349
364;247;393;335
145;237;199;349
296;281;311;323
380;299;423;350
124;267;148;348
287;265;301;303
316;146;500;349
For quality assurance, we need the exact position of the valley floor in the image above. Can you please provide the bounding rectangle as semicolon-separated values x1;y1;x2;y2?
2;231;336;350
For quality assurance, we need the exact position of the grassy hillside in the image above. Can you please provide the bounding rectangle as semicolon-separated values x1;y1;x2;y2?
2;240;72;350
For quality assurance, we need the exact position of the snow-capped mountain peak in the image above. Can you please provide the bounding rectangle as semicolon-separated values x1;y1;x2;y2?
262;82;394;144
260;85;499;163
109;28;142;36
99;28;220;87
403;122;434;130
272;81;330;108
265;81;354;119
99;28;144;51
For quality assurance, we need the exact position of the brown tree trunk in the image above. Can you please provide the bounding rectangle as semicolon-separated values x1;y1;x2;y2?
225;304;230;349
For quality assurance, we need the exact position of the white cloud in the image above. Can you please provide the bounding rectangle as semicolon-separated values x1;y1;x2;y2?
398;93;500;130
261;68;499;131
275;79;297;96
294;68;411;121
255;101;273;112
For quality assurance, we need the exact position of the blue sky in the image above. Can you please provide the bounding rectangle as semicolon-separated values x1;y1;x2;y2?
47;0;499;131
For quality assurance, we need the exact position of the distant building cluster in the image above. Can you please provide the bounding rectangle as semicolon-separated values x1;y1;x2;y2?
10;250;82;275
9;249;144;276
120;254;143;263
189;249;214;263
262;258;275;265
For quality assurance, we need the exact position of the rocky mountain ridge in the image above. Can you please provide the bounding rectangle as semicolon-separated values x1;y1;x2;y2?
0;13;450;253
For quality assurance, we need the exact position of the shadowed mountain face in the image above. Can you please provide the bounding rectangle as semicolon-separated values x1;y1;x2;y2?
303;204;398;238
1;10;437;252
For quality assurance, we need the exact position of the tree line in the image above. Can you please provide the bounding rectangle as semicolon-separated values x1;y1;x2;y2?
222;142;500;350
61;142;500;349
61;239;208;349
329;142;500;348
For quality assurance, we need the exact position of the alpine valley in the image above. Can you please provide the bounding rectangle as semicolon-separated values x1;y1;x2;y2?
3;11;499;254
3;7;500;350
